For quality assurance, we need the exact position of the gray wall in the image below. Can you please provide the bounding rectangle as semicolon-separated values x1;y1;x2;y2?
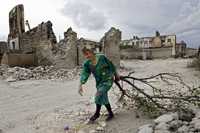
186;48;198;57
121;47;173;59
150;47;173;58
101;27;121;67
1;53;35;66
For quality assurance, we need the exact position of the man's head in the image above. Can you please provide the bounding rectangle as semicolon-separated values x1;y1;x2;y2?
82;47;95;60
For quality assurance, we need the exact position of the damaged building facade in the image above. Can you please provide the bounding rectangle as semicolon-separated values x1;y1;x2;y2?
52;27;78;68
1;4;121;68
121;31;186;59
8;4;25;51
55;27;121;68
1;4;57;66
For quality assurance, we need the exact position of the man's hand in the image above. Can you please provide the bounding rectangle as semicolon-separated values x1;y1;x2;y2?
78;84;84;96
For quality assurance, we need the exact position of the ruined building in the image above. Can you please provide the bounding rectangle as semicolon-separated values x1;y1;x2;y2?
20;21;57;54
54;27;120;68
8;4;57;53
52;27;78;68
2;4;121;67
20;21;57;65
8;4;25;51
1;4;57;66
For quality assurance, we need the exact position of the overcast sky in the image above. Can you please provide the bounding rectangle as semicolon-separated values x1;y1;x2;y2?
0;0;200;48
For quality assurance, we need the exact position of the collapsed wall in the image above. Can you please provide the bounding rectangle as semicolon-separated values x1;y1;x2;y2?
5;4;57;66
20;21;57;54
21;21;57;65
5;5;122;68
100;27;121;67
53;27;78;68
4;21;57;66
53;27;120;68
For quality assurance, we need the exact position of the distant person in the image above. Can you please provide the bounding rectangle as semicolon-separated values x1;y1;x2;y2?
78;47;120;122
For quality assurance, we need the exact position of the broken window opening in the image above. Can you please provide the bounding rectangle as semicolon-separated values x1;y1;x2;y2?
12;42;16;50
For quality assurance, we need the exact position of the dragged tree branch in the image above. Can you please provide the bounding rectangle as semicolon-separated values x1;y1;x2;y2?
114;72;200;114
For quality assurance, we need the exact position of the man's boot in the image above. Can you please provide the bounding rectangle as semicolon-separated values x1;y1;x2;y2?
105;104;114;121
89;104;101;122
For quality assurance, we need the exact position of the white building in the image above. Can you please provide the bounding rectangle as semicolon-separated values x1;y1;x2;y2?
121;31;176;49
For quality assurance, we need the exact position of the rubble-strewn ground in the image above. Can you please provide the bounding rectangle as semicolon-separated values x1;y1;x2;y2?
0;58;199;133
0;65;80;81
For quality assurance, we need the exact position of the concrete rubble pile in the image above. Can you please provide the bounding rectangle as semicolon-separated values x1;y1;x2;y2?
137;108;200;133
0;65;80;81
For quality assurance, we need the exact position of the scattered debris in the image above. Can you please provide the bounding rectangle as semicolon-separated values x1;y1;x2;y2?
0;65;80;81
98;121;106;128
96;126;104;131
